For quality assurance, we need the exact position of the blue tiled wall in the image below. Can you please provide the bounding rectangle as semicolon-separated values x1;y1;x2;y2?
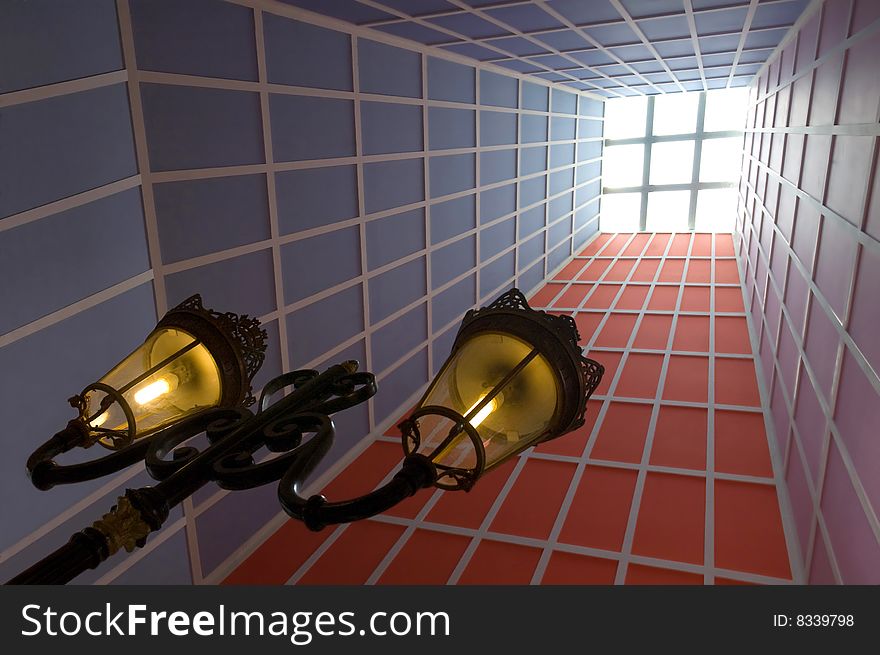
0;0;603;585
0;0;176;586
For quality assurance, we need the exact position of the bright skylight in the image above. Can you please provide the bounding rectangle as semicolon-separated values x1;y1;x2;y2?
704;88;749;132
602;95;647;139
603;144;644;187
600;88;748;233
600;193;642;232
650;141;695;185
652;92;699;136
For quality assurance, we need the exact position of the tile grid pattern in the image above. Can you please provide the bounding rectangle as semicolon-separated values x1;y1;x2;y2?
227;232;795;585
0;0;172;587
737;0;880;582
0;0;602;584
280;0;814;96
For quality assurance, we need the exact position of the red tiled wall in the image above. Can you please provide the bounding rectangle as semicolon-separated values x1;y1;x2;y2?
227;232;793;585
739;0;880;583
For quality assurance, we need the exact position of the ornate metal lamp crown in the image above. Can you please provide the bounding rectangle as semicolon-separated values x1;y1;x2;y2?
157;294;268;407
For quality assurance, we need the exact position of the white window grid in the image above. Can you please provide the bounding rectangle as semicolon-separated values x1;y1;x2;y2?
602;92;744;231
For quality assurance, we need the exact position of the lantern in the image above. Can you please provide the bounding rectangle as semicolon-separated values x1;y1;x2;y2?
73;294;266;449
400;288;603;490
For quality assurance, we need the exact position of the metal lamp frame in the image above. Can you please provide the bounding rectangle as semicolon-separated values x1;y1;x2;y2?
400;288;604;490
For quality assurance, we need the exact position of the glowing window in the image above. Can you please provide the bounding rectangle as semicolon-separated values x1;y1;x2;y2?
603;96;647;139
603;144;644;188
600;89;745;232
653;92;699;136
650;141;695;185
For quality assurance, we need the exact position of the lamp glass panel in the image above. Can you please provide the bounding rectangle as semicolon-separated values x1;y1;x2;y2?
87;327;222;446
417;331;559;473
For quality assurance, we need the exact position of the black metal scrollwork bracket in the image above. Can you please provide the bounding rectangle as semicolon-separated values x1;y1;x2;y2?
10;360;436;585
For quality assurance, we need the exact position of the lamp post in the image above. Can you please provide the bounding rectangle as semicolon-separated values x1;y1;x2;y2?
7;289;603;585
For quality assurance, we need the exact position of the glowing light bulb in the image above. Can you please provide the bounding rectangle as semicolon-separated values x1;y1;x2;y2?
134;378;172;405
465;394;499;429
89;411;109;428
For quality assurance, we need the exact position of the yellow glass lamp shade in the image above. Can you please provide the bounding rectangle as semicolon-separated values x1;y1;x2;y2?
76;295;267;449
416;332;559;477
85;327;222;448
400;289;603;490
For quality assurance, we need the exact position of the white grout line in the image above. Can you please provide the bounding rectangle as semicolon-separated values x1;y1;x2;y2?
683;0;709;92
147;166;597;278
751;6;879;107
474;67;483;321
614;233;694;584
606;0;686;93
0;270;154;349
231;0;606;98
421;52;435;378
740;178;880;394
254;8;292;380
688;92;708;230
115;0;167;316
638;96;654;230
542;85;550;278
134;68;597;116
746;123;880;136
349;35;376;431
513;80;525;286
530;232;660;584
726;0;760;90
704;233;716;583
93;515;188;584
0;463;145;565
442;0;635;95
0;174;141;234
791;0;848;580
738;194;880;578
374;433;777;482
0;69;129;108
144;140;600;184
114;0;199;580
366;512;793;585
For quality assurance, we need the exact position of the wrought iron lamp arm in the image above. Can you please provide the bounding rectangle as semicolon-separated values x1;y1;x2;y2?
25;410;237;491
278;438;437;531
7;362;394;585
